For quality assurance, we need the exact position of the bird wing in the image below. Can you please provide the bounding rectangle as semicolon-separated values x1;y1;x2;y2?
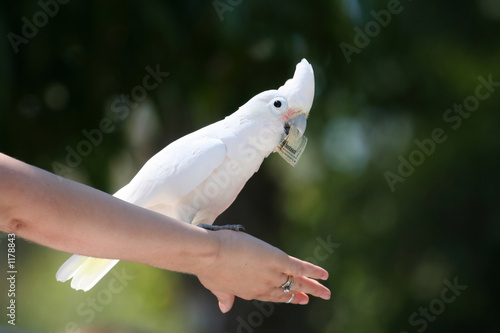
114;136;227;208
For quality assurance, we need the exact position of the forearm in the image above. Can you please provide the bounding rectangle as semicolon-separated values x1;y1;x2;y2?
0;153;218;275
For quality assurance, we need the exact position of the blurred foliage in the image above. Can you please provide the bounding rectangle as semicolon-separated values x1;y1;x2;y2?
1;0;500;332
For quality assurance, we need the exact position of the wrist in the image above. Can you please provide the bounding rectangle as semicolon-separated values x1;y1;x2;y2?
188;228;222;276
146;223;222;277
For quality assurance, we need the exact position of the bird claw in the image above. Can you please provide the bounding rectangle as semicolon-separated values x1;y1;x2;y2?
197;223;246;232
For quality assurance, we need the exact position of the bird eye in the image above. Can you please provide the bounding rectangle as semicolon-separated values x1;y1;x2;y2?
269;97;288;116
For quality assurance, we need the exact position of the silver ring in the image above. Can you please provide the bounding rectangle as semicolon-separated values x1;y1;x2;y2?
286;294;295;304
280;275;294;294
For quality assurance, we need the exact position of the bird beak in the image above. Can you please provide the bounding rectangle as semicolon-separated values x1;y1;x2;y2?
287;114;307;138
278;59;315;138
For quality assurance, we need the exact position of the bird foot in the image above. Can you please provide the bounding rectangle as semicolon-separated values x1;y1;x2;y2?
197;223;246;232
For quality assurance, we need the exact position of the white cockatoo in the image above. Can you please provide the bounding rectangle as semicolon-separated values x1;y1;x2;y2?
56;58;315;291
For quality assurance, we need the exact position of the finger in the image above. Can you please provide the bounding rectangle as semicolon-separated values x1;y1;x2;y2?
289;275;331;300
287;256;329;280
277;273;330;300
282;292;308;305
275;290;309;305
212;290;235;313
255;290;309;304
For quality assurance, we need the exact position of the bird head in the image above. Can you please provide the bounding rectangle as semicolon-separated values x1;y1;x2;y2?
237;58;315;141
230;59;314;165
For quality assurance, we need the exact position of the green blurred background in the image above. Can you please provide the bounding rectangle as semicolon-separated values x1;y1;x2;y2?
1;0;499;332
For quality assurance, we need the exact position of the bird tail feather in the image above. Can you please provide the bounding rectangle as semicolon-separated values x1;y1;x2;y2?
56;254;119;291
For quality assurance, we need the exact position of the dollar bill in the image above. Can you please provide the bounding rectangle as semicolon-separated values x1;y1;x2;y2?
276;126;308;167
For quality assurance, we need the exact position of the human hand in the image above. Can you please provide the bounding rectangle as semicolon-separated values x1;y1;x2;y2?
196;230;331;313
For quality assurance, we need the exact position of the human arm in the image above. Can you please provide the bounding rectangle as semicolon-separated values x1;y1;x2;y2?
0;153;330;311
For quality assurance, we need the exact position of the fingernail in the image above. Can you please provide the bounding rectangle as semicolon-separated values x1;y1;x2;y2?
299;299;308;305
321;291;331;300
219;302;229;313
